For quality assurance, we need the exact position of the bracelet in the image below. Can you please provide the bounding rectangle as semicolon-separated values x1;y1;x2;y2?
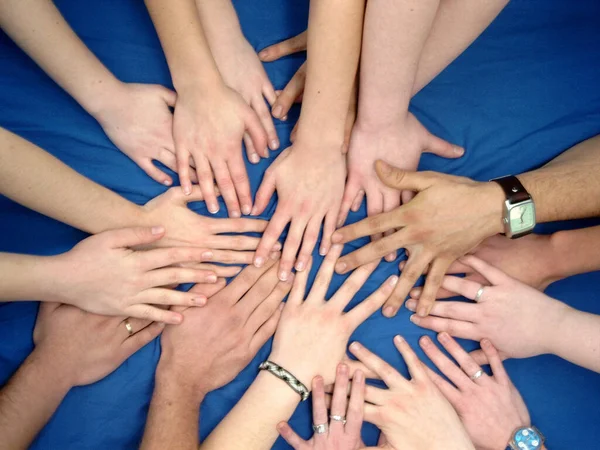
259;361;309;401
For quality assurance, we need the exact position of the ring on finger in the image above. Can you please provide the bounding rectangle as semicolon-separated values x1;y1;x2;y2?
470;369;484;381
124;319;134;336
474;286;485;302
329;415;347;425
312;423;328;434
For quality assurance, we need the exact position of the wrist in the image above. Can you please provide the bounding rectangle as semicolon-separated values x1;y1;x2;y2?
547;230;577;281
540;298;574;356
292;127;347;158
354;110;409;134
27;347;76;394
156;354;209;403
172;63;223;94
479;181;507;236
83;78;128;120
265;352;314;390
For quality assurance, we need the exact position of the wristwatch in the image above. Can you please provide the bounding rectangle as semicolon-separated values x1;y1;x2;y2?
492;175;536;238
507;426;545;450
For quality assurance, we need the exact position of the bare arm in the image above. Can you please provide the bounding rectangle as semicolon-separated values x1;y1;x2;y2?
551;307;600;373
550;225;600;280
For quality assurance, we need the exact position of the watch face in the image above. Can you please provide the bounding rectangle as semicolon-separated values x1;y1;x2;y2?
514;427;542;449
508;201;535;234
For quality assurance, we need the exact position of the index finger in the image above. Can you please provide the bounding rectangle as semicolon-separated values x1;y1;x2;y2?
258;31;307;62
334;230;406;274
331;209;402;245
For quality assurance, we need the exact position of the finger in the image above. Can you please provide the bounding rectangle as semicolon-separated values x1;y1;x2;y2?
145;267;217;288
107;226;166;249
245;108;268;158
183;264;241;278
423;133;464;160
440;275;488;301
279;216;308;281
437;332;490;385
404;298;479;323
227;156;253;216
189;278;227;297
252;166;277;216
335;230;406;275
295;217;322;271
121;322;165;356
366;190;384;244
459;255;511;286
409;285;458;301
119;317;152;341
124;303;182;325
142;287;208;307
351;190;364;212
259;31;307;61
139;158;173;186
337;179;361;228
206;234;263;251
341;356;380;380
253;95;279;152
176;146;192;196
276;422;306;449
382;192;401;261
319;210;337;257
249;301;285;354
348;342;404;389
345;274;399;330
418;334;472;391
141;246;214;270
409;313;481;341
331;209;401;246
211;159;241;218
214;255;278;306
329;261;378;309
381;251;430;317
244;133;261;164
307;244;344;302
208;217;269;234
239;265;286;318
374;161;439;192
262;83;278;107
393;335;426;381
311;376;329;443
191;249;255;266
290;122;298;141
420;356;462;405
480;338;510;385
196;156;220;214
345;369;365;434
272;64;306;119
329;363;350;433
416;258;454;317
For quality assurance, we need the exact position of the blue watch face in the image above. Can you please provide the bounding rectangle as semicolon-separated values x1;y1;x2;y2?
514;427;542;449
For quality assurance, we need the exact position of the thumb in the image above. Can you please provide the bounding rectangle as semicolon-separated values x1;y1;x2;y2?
424;133;464;159
374;160;436;192
469;349;490;366
105;226;165;249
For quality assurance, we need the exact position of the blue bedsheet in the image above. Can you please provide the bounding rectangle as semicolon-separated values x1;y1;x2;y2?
1;0;599;448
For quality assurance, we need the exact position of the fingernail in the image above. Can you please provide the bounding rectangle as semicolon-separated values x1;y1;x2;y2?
279;270;288;281
172;314;183;324
409;314;419;323
295;260;305;271
399;261;406;270
385;254;395;262
377;160;392;175
420;335;431;346
209;203;219;214
192;297;206;306
270;251;281;260
254;257;264;268
273;105;283;118
438;332;450;342
410;288;421;297
163;179;172;186
454;145;465;156
335;262;347;273
354;370;364;382
405;300;416;311
250;206;258;216
383;306;395;317
282;115;288;121
331;231;342;243
258;50;268;59
242;205;252;215
184;185;191;196
394;335;404;344
230;210;241;218
151;226;165;235
389;275;399;286
249;153;260;164
338;363;348;374
270;139;280;150
417;307;428;317
273;242;282;251
481;339;491;348
319;246;327;256
202;251;213;260
350;342;361;351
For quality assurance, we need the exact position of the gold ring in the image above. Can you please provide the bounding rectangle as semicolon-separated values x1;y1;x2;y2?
124;319;134;336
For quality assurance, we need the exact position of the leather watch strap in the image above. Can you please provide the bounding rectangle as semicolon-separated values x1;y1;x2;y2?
492;175;531;204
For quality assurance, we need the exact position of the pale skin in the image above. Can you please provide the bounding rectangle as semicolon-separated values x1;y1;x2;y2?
0;0;192;186
408;256;600;374
145;0;267;217
332;134;600;317
0;303;163;450
251;0;366;282
200;245;398;450
140;259;292;450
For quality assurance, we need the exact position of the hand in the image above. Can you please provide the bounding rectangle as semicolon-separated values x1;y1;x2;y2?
33;302;164;387
277;364;365;450
210;33;279;160
419;333;530;450
93;82;189;186
157;255;291;399
251;144;346;281
259;31;357;153
337;114;464;261
268;244;399;387
332;161;505;318
46;227;219;324
406;256;570;361
173;82;266;217
408;234;560;299
142;186;276;272
349;337;474;450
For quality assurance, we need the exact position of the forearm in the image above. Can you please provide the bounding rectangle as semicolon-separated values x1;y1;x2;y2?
0;350;72;450
140;366;203;450
0;253;59;302
0;0;123;117
412;0;510;95
519;135;600;223
357;0;439;129
145;0;222;92
296;0;365;146
194;0;244;49
548;226;600;281
201;372;301;450
0;129;145;234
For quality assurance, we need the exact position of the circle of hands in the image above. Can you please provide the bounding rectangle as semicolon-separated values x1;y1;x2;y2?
38;29;563;450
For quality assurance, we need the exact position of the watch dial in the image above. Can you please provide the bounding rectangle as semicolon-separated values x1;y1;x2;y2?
509;202;535;233
514;427;542;449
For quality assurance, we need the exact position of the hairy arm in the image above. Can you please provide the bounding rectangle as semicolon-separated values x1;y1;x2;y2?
549;225;600;281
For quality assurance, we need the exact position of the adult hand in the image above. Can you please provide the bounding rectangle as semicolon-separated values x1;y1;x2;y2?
420;333;530;450
407;256;570;361
143;186;277;272
94;82;190;186
251;144;346;281
33;302;164;387
158;254;291;399
259;31;357;153
337;114;464;261
211;33;279;161
173;81;266;217
332;161;504;318
268;244;399;387
408;234;560;299
46;227;219;324
349;337;474;450
277;364;365;450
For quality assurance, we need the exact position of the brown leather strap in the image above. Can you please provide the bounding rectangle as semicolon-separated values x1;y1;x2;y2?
492;175;531;204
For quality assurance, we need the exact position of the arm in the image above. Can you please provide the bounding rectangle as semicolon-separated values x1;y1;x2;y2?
550;307;600;373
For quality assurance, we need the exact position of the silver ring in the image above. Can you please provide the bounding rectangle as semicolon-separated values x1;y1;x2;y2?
474;286;485;302
329;414;347;425
124;320;134;336
312;423;328;434
470;369;484;381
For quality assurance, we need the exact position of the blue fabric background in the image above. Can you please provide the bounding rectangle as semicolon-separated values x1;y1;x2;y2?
1;0;599;448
